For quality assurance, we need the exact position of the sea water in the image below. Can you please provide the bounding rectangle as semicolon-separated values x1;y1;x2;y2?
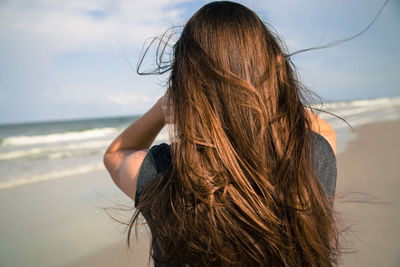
0;115;169;190
0;96;399;191
316;96;400;153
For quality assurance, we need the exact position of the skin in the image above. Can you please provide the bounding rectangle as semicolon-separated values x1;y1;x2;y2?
103;97;166;200
103;97;337;200
306;109;337;155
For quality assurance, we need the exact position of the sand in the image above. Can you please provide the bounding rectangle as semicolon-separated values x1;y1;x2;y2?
1;120;399;267
0;168;150;267
335;121;400;267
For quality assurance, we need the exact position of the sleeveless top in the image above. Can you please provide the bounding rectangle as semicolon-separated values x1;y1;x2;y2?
134;131;337;266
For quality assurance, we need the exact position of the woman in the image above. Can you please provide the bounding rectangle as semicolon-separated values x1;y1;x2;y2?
104;1;340;266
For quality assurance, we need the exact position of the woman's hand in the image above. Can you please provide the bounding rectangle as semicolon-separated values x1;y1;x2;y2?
161;93;173;124
104;97;165;154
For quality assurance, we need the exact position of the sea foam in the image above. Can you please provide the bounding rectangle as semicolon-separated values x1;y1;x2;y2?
0;140;110;160
315;96;400;129
1;127;118;146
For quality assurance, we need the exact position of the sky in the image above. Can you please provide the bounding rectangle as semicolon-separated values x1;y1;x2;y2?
0;0;399;124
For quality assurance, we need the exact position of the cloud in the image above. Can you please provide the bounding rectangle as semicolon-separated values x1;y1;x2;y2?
54;82;151;105
0;0;189;55
106;92;151;106
0;0;192;123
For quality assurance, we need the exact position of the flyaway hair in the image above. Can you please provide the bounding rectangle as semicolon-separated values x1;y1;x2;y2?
130;2;341;266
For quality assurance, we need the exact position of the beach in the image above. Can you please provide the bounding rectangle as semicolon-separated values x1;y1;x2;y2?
335;121;400;267
0;119;399;266
0;169;138;267
64;120;400;267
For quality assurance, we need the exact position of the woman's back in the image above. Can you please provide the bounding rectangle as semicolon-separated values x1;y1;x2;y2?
105;1;341;266
135;131;337;266
136;131;337;207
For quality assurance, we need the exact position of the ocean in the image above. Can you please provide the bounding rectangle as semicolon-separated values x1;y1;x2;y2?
0;96;399;191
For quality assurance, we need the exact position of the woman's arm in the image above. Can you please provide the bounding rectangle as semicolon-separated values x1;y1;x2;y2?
103;97;166;200
306;109;337;155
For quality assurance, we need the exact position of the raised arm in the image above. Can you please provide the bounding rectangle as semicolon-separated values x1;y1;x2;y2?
103;97;166;200
306;109;337;155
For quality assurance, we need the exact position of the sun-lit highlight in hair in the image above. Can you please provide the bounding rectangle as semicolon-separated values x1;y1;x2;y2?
129;2;340;266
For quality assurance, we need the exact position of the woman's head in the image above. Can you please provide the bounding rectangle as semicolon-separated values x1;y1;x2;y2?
169;1;296;155
172;1;283;86
132;1;340;266
167;1;306;177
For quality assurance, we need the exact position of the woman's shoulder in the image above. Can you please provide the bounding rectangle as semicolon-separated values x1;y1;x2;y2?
306;108;337;155
135;143;171;206
311;131;336;157
311;131;337;198
147;143;171;172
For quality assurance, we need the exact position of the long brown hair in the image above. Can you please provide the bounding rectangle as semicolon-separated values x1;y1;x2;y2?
130;1;340;266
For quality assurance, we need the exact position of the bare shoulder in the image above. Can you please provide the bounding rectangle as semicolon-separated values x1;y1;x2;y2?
306;109;337;155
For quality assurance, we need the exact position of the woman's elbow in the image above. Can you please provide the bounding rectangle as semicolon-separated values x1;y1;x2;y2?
103;151;123;184
103;152;111;169
103;152;112;174
102;150;147;200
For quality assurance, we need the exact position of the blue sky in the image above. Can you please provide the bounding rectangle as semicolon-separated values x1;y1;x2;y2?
0;0;399;124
